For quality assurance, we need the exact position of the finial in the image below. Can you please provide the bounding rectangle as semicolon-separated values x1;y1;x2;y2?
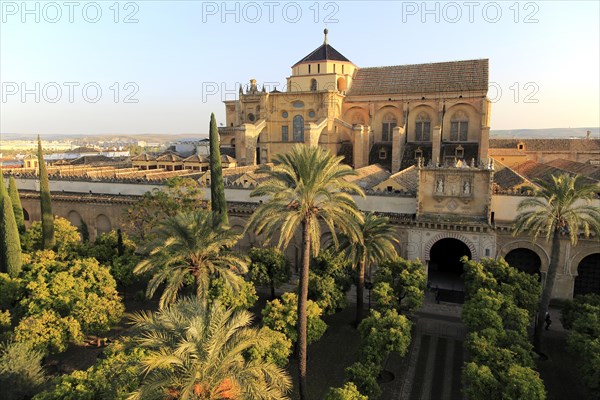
324;28;328;45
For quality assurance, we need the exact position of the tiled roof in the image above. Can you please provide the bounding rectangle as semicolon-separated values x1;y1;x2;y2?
68;155;114;165
293;43;351;66
344;164;391;190
67;146;99;154
221;155;236;163
441;143;479;165
489;139;600;152
369;143;393;170
511;160;598;185
400;143;433;170
492;160;533;190
131;153;156;162
389;166;419;193
156;153;183;162
183;154;209;163
545;159;600;180
348;59;488;96
488;148;527;156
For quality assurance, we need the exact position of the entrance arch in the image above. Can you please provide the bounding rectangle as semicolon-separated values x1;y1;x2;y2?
428;238;471;293
504;248;542;280
574;253;600;296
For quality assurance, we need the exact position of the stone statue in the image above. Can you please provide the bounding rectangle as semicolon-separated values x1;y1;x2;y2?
464;181;471;194
436;179;444;192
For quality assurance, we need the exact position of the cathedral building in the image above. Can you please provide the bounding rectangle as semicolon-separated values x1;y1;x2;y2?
218;29;491;173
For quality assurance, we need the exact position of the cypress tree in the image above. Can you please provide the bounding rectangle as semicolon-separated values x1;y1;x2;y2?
209;113;228;225
117;228;124;256
80;220;90;243
0;177;22;277
8;175;25;234
37;135;55;249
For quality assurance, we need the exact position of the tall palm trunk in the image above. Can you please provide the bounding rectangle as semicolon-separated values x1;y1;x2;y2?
298;220;311;400
356;255;366;325
534;229;561;353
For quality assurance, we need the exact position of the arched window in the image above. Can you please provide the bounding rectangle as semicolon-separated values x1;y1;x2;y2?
310;79;317;92
293;115;304;142
450;110;468;141
381;113;397;142
415;112;431;141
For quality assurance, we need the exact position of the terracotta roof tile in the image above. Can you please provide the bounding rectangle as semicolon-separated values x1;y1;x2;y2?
489;139;600;152
545;159;600;180
348;59;488;96
344;164;391;190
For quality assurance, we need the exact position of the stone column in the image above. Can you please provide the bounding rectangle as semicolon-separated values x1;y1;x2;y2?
353;125;366;168
392;126;405;172
432;126;442;166
479;127;490;165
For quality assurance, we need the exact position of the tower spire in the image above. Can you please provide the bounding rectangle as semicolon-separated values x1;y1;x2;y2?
323;28;328;45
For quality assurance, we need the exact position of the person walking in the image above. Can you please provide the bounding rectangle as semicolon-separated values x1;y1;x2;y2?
545;311;552;330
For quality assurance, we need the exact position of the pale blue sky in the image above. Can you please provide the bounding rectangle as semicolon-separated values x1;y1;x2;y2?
1;0;598;135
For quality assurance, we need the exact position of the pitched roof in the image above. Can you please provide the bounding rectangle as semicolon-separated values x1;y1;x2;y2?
156;153;183;162
67;146;99;154
545;159;600;180
511;160;599;185
348;59;488;96
293;43;351;66
67;155;114;165
492;160;534;190
183;154;209;163
344;164;391;190
400;143;433;171
488;148;527;156
374;165;419;193
489;139;600;152
368;143;393;170
131;153;156;162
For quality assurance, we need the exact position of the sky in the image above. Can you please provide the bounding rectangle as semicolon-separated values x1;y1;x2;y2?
1;0;599;135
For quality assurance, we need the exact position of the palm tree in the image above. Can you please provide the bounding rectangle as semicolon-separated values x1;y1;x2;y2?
134;210;248;309
339;212;399;324
128;297;292;400
248;144;364;399
513;173;600;352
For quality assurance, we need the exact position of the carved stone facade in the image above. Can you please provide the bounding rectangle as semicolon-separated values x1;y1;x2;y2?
219;30;491;173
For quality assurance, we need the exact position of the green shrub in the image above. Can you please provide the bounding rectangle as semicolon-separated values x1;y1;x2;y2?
345;361;381;399
262;292;327;345
325;382;368;400
0;341;46;400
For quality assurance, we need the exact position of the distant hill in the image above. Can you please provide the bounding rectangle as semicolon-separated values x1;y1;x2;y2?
490;127;599;139
0;133;208;142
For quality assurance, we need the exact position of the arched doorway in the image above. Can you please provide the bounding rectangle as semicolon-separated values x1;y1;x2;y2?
428;238;471;300
574;253;600;295
504;248;542;281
